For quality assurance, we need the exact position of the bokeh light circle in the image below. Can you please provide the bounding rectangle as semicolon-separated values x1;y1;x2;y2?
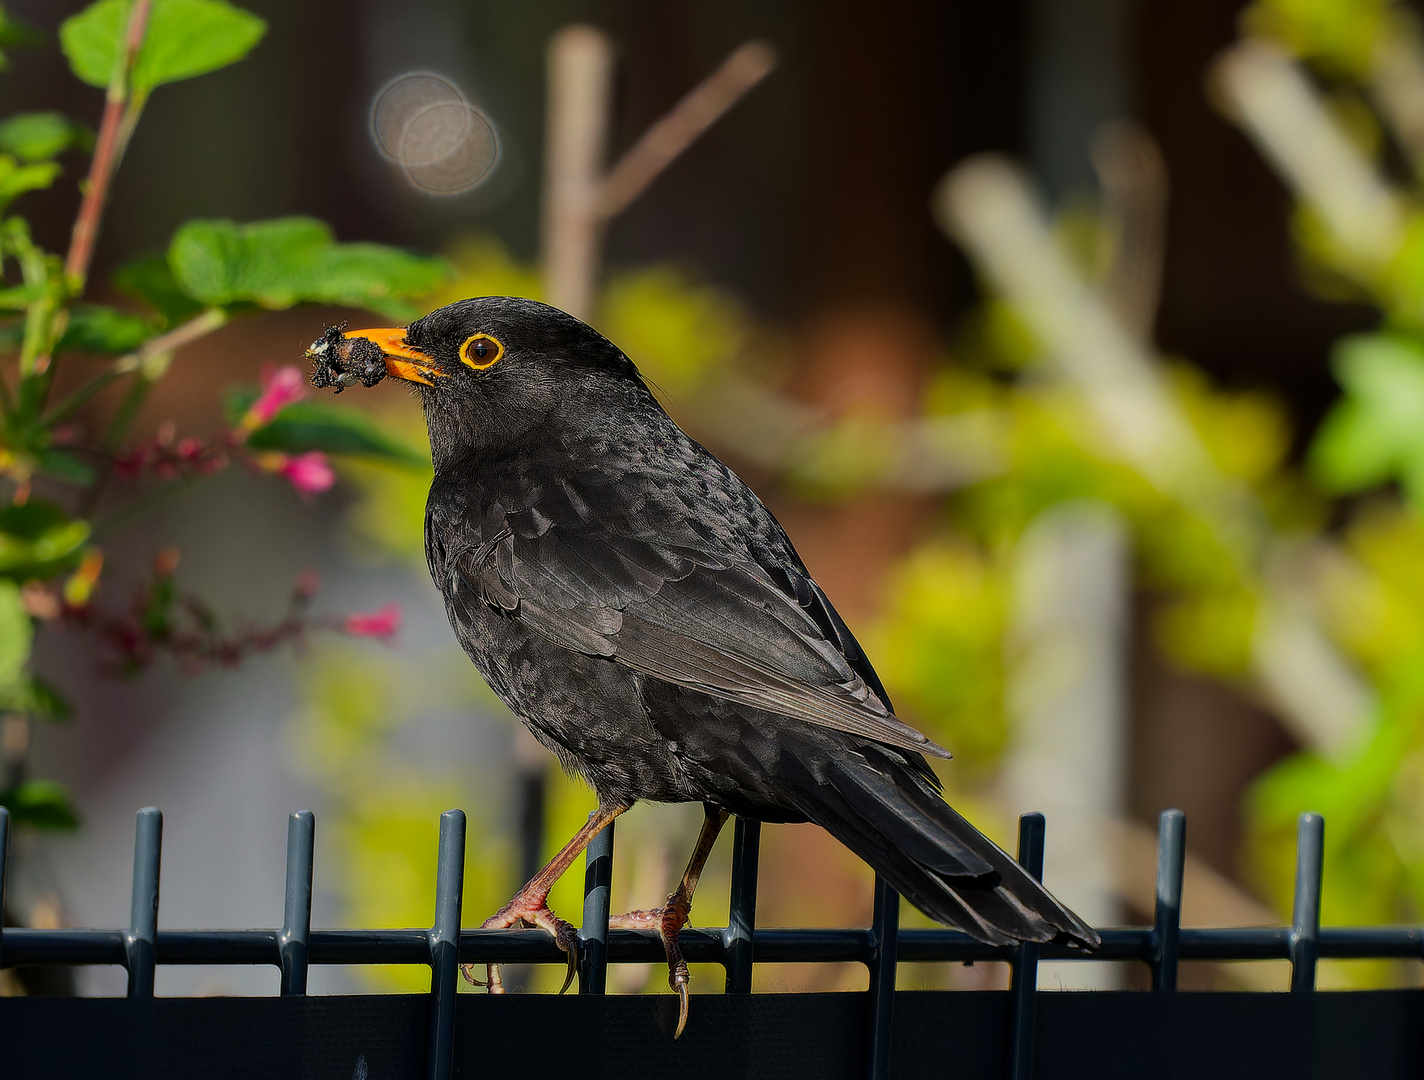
371;73;499;195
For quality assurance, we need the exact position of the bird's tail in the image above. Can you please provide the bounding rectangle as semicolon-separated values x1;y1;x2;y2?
780;740;1101;949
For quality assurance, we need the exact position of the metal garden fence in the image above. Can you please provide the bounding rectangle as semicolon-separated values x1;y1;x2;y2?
1;804;1421;1079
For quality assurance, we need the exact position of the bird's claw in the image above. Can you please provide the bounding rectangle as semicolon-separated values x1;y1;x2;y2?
459;963;487;987
671;961;691;1038
557;947;577;995
611;894;695;1036
476;902;579;995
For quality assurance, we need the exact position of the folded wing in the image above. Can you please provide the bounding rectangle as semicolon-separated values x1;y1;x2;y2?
441;503;949;760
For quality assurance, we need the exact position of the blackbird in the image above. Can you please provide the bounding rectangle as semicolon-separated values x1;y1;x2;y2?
318;298;1099;1031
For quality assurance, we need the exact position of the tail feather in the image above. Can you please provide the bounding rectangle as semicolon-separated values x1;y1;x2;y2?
782;745;1101;950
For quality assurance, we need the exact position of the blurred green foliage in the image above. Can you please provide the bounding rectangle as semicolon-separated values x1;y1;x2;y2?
1228;0;1424;960
862;544;1007;768
1311;334;1424;503
0;113;93;162
1243;0;1390;74
288;646;512;991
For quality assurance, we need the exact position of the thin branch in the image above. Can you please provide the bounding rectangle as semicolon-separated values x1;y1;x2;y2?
64;0;152;290
541;25;615;320
595;40;776;219
117;307;229;373
41;308;228;427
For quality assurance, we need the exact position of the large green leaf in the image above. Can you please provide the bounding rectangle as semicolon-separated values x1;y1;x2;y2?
0;779;80;829
114;251;208;324
169;217;450;319
245;400;428;469
61;0;266;92
0;112;93;161
1310;333;1424;504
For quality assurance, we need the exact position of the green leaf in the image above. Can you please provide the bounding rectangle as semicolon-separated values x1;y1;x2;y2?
4;674;72;721
0;112;93;161
0;154;60;209
0;500;69;540
1310;333;1424;501
35;449;99;485
246;400;429;469
61;0;266;92
29;675;73;721
0;284;47;311
0;673;73;721
168;217;450;318
114;251;208;324
222;384;258;427
0;8;44;70
291;243;456;319
169;216;328;305
58;304;156;353
0;779;80;829
0;578;32;692
0;502;92;576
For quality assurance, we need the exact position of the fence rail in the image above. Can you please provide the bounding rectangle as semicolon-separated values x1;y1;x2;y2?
2;805;1422;1080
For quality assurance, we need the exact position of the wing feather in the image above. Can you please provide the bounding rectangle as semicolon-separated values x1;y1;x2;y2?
446;514;949;759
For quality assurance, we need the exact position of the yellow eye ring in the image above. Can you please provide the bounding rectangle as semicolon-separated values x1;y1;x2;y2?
460;333;503;370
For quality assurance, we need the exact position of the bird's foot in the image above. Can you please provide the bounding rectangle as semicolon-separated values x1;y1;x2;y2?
461;895;579;995
610;893;694;1037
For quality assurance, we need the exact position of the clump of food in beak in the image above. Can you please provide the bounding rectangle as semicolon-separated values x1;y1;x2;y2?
306;326;389;393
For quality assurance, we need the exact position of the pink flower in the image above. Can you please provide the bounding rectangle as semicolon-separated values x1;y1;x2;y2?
345;602;402;639
239;366;307;435
279;451;336;495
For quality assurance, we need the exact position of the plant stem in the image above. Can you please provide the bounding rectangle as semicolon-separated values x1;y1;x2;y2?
12;220;53;382
64;0;152;292
91;468;219;541
19;0;153;426
41;308;228;428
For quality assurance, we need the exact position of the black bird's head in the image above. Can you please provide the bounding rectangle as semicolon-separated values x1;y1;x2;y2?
328;296;650;469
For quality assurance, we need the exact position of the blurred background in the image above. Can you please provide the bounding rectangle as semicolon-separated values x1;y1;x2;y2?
4;0;1423;1000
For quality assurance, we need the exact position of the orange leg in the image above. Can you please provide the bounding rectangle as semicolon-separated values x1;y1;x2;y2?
608;804;730;1037
463;803;628;995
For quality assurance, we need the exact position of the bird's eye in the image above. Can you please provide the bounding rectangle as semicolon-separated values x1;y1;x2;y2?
460;333;503;370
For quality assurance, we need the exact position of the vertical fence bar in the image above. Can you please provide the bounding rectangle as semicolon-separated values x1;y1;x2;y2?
0;806;9;973
578;819;614;994
1290;812;1324;993
864;874;900;1080
1008;812;1046;1080
279;810;315;996
724;816;761;993
126;806;162;998
1151;809;1186;992
427;809;466;1080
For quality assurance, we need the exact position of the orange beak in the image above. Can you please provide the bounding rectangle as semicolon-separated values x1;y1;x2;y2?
343;328;448;385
